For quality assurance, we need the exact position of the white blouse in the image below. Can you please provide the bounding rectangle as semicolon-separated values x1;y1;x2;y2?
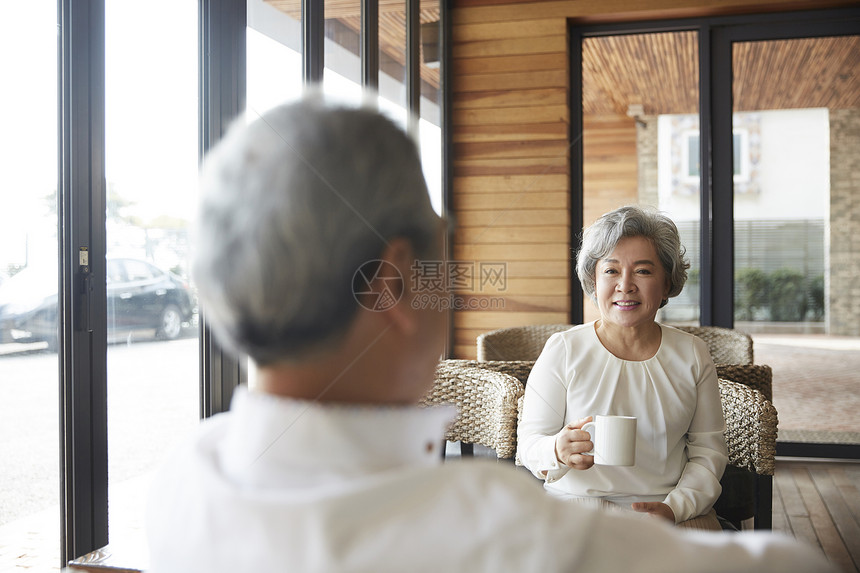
517;322;728;523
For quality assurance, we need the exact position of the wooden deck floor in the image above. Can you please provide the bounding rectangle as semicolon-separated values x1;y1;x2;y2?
773;458;860;573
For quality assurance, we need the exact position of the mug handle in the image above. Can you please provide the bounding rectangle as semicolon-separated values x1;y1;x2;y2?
581;421;595;456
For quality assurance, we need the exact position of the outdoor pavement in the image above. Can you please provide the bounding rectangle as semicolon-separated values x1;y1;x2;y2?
753;334;860;442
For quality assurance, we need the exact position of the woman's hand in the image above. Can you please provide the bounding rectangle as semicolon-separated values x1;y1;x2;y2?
554;416;595;470
632;502;675;524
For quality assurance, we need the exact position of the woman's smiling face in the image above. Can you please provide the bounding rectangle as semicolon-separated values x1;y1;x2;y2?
594;235;671;329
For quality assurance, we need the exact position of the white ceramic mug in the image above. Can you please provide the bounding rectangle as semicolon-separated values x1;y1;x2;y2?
582;415;637;466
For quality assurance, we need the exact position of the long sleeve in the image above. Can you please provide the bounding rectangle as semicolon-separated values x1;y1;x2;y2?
662;339;728;522
517;333;572;482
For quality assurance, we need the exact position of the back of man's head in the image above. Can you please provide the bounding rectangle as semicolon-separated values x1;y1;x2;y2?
193;95;441;365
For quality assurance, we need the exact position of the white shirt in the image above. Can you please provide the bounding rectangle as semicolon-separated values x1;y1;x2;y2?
146;387;834;573
518;322;728;523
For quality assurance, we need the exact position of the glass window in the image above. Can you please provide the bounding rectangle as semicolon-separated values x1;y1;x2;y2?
324;0;363;106
104;0;200;548
420;0;443;215
247;0;303;117
0;3;61;569
731;35;860;445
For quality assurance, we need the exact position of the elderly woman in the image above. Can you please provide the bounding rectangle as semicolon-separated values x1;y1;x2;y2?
517;205;728;530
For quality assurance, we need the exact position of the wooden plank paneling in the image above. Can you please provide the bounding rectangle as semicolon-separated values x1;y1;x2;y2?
453;105;568;125
452;18;566;42
454;157;569;176
449;5;568;358
454;35;567;59
452;0;857;25
453;191;567;211
454;140;569;159
455;226;568;244
452;54;568;76
453;88;567;110
455;69;567;92
453;174;568;193
457;310;570;330
455;243;568;261
454;210;568;227
453;122;568;143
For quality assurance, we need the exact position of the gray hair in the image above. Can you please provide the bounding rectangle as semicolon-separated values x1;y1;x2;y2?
193;95;441;365
575;205;689;307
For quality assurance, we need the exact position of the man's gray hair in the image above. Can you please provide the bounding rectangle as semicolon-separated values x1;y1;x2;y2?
575;205;689;307
193;95;441;364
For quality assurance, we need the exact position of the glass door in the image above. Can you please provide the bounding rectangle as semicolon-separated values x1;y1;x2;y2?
104;0;200;558
0;3;61;569
729;34;860;451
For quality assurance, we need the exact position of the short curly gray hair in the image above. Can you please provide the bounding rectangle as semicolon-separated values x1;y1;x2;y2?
575;205;689;308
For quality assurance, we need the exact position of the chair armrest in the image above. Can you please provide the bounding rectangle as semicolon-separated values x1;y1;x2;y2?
442;359;535;387
421;362;524;459
719;378;778;476
716;364;773;401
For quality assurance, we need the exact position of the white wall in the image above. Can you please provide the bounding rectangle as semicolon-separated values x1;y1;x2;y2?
657;108;830;222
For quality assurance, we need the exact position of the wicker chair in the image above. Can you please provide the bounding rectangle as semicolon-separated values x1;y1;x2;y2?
441;359;777;530
420;362;524;459
714;364;776;530
476;324;572;361
671;325;754;365
477;323;754;366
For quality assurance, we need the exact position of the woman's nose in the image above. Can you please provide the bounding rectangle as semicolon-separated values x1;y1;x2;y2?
616;273;636;292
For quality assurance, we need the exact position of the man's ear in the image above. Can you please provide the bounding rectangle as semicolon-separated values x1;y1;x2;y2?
373;237;418;335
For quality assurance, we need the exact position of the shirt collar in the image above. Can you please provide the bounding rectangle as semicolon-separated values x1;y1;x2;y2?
217;388;458;488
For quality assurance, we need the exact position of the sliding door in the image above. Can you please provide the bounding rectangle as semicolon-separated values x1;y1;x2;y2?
712;19;860;456
573;9;860;457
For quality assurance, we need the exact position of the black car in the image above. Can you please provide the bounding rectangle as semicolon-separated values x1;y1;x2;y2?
0;257;196;350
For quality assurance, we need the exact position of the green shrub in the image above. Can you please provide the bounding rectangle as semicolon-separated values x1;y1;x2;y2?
768;268;807;321
808;274;824;320
734;268;768;321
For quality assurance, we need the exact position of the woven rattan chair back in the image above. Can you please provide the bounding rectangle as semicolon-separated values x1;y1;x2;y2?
476;324;573;361
421;362;524;459
672;325;754;365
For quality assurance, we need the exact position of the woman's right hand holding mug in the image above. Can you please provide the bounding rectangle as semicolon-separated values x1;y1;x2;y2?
554;416;595;470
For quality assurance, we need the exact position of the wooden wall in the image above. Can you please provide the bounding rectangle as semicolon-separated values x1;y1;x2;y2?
448;0;855;359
